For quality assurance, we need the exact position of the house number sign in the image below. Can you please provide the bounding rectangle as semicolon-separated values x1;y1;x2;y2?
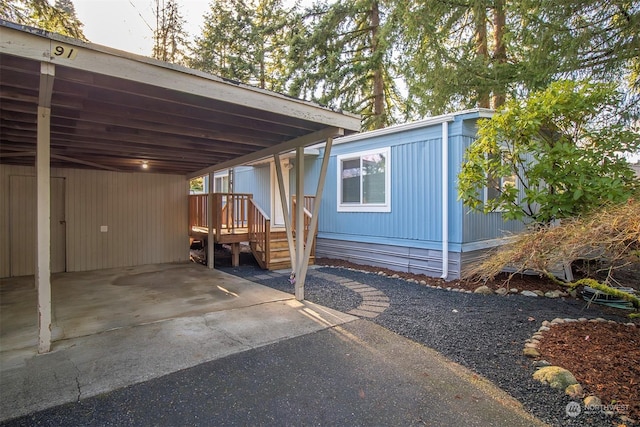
52;43;77;60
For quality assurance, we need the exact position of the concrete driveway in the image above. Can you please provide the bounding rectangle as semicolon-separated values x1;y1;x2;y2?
0;263;546;426
0;263;356;420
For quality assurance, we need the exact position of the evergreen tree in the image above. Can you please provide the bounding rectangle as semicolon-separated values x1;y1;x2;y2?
397;0;639;121
1;0;86;40
189;0;293;92
287;0;404;130
152;0;189;65
396;0;512;117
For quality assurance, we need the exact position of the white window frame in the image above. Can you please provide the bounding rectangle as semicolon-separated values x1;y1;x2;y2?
337;147;391;212
214;172;229;193
483;150;518;209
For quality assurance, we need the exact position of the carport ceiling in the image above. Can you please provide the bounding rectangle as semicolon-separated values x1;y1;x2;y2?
0;22;360;176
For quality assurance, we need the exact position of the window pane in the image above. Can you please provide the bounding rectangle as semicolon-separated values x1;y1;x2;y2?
341;158;361;203
215;176;229;193
362;153;385;204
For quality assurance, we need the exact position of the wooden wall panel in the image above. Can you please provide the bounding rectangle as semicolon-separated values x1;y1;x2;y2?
0;164;189;277
63;168;189;272
8;175;36;276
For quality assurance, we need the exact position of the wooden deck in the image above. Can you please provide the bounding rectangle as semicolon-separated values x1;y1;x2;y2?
188;193;316;270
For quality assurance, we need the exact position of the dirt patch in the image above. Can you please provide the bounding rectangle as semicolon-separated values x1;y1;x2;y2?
537;322;640;422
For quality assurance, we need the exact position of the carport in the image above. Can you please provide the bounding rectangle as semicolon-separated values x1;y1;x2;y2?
0;21;361;354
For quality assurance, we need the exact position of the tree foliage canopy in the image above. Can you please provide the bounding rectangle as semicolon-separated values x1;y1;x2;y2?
1;0;86;40
189;0;293;92
458;80;640;224
287;0;404;130
152;0;190;65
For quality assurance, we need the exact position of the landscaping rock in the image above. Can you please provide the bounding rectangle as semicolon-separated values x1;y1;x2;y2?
565;383;584;398
584;395;602;408
495;287;508;296
509;288;519;293
523;347;540;358
473;285;494;295
533;366;578;390
521;290;538;297
533;360;551;368
533;290;545;297
544;290;562;298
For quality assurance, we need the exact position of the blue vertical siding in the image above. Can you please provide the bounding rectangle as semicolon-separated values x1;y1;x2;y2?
233;110;524;256
233;165;271;214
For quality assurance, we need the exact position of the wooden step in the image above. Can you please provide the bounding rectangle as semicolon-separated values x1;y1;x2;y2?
268;256;315;271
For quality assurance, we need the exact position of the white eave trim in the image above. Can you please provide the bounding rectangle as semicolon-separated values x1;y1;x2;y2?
309;108;494;149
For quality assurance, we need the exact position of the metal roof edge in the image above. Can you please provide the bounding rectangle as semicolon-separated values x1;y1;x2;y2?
309;108;496;149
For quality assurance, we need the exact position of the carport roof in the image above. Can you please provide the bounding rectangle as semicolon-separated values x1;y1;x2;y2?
0;21;361;177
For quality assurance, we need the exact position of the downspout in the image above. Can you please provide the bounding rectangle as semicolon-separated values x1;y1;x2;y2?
441;121;449;279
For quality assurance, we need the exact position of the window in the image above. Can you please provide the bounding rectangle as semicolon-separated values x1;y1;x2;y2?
484;151;518;204
214;174;229;193
337;148;390;212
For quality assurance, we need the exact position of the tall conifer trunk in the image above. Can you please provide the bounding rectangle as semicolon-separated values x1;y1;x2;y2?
371;1;385;129
474;2;490;108
492;0;506;108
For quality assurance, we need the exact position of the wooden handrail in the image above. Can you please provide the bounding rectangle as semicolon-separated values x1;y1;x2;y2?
189;193;252;237
248;198;270;269
189;194;209;228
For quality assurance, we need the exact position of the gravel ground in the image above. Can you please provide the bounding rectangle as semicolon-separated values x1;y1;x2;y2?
221;265;633;427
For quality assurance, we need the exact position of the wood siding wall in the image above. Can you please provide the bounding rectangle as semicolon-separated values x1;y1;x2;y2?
1;164;189;277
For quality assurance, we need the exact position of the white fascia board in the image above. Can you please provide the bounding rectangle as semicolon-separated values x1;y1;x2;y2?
0;22;361;132
308;108;495;151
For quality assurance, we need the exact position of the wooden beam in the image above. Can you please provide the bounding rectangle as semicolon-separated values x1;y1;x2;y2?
0;25;361;132
207;172;215;270
50;153;121;171
0;151;36;157
189;127;344;179
296;137;334;298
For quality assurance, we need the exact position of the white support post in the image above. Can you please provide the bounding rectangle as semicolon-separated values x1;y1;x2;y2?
274;154;296;270
37;62;54;354
294;147;305;300
207;172;215;269
296;137;334;291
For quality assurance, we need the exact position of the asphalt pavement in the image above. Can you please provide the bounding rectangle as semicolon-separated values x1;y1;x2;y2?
1;319;546;426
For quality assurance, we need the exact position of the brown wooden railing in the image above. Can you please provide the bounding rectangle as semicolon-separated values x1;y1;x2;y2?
189;193;252;235
248;199;270;269
216;193;250;232
189;194;209;229
189;193;316;269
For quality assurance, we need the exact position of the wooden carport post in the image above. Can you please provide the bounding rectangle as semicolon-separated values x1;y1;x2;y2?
37;62;54;354
274;153;296;271
207;172;215;269
293;137;334;301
